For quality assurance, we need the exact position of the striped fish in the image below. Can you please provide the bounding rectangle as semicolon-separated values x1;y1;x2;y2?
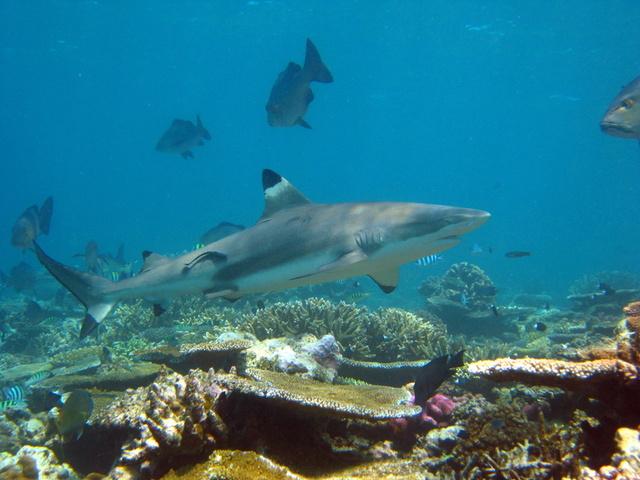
1;385;24;402
415;254;442;266
24;371;52;386
0;400;25;411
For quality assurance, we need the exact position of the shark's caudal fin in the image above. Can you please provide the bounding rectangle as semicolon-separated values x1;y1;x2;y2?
33;242;115;338
303;38;333;83
260;169;311;219
196;115;211;140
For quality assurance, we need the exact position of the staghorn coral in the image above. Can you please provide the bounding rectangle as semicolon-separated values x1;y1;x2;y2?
362;308;450;362
239;298;369;358
239;298;452;362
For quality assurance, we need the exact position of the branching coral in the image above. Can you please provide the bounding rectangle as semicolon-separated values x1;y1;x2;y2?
362;309;450;361
239;298;452;362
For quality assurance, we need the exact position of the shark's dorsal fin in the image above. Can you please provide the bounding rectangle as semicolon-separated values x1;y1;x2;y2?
368;268;399;293
260;169;311;220
141;251;171;273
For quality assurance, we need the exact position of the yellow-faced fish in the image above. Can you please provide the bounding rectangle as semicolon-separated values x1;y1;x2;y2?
56;390;93;441
11;197;53;249
601;75;640;141
266;38;333;128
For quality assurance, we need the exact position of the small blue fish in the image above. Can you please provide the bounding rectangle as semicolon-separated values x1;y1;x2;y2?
415;254;442;267
2;385;24;402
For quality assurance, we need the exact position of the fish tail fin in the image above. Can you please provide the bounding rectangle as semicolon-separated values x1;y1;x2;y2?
196;115;212;140
303;38;333;83
33;242;116;338
38;197;54;235
448;350;465;369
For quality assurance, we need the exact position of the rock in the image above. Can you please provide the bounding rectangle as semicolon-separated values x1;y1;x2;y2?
40;361;161;391
0;445;80;479
423;425;465;454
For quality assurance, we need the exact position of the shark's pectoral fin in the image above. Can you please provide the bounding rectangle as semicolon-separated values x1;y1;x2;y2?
141;251;171;273
183;251;227;273
368;268;399;294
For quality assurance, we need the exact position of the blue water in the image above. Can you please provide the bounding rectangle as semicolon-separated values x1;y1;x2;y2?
1;1;639;302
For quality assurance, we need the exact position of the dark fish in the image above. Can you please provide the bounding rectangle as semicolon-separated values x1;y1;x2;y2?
24;300;50;323
598;282;615;296
56;390;93;441
413;350;464;406
533;321;547;332
266;38;333;128
74;240;100;273
256;300;266;310
11;197;53;249
4;262;37;292
601;75;640;141
490;304;499;317
505;251;531;258
97;245;132;281
199;222;245;247
156;115;211;159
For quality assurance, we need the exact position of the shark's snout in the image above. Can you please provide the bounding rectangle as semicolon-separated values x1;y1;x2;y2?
445;208;490;236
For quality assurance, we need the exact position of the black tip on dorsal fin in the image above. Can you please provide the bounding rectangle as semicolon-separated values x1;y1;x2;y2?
260;169;311;220
262;169;282;191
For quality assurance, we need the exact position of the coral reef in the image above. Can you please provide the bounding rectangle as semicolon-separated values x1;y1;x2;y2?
239;298;369;358
0;445;80;480
239;298;451;362
135;339;252;374
218;368;420;420
0;407;49;454
418;262;501;335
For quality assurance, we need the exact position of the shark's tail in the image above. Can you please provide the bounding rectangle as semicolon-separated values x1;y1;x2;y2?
33;242;116;338
303;38;333;83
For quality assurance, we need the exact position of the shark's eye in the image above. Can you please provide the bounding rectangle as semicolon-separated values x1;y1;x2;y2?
621;98;635;109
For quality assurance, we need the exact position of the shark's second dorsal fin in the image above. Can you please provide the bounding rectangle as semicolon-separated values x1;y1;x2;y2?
260;169;311;220
141;251;171;273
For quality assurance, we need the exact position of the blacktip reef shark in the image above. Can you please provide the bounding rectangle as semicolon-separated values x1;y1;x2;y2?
34;169;490;338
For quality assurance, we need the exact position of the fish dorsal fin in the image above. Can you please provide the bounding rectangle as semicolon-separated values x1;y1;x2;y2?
260;169;311;220
141;251;170;272
368;268;399;293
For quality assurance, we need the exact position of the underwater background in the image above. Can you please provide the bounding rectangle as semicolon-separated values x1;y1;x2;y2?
1;0;639;302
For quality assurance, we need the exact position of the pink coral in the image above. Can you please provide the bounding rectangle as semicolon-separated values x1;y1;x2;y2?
420;393;456;427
